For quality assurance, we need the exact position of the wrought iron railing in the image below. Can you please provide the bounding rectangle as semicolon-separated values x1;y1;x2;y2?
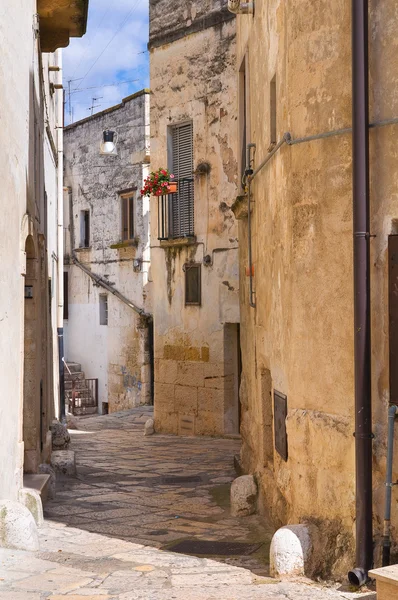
69;377;98;415
158;178;194;241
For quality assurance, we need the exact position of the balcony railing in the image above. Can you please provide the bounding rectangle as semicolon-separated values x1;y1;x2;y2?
158;178;194;241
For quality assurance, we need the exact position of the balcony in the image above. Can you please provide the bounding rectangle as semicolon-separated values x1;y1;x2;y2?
38;0;89;52
157;178;195;242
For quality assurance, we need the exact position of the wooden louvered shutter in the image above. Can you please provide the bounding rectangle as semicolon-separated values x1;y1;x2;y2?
171;123;194;237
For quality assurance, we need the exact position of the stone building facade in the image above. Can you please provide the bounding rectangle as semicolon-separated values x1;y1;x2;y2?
63;91;152;414
233;1;398;577
0;0;88;547
149;0;240;436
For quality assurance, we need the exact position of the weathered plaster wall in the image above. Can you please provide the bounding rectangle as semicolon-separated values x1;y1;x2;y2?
149;0;240;436
0;1;61;498
64;91;152;413
235;0;398;576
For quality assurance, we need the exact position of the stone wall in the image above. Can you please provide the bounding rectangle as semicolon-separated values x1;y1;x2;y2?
64;91;152;412
234;0;398;576
0;1;62;497
149;1;240;436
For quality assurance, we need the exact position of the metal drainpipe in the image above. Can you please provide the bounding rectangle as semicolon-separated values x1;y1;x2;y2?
56;51;65;423
382;405;397;566
348;0;373;587
246;143;256;308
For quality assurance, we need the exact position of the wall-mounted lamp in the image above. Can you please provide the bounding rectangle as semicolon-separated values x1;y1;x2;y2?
100;129;118;156
133;258;142;272
228;0;254;15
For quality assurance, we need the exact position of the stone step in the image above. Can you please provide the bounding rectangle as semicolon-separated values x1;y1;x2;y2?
64;379;89;391
65;362;82;373
72;406;98;416
369;565;398;600
64;370;85;381
23;474;51;505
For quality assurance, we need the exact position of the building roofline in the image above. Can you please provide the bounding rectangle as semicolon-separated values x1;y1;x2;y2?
148;7;234;50
64;88;150;131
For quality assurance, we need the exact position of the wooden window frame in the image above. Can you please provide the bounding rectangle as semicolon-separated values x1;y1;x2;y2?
120;192;135;241
185;263;201;306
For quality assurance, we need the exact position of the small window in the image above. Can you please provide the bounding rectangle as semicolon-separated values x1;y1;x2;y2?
270;74;277;147
80;210;90;248
99;294;108;325
185;264;201;306
121;193;135;241
63;271;69;320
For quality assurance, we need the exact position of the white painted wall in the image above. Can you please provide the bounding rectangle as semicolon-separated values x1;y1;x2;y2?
0;2;61;499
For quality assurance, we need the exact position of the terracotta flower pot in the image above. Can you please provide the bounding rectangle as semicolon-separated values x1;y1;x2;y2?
167;182;178;193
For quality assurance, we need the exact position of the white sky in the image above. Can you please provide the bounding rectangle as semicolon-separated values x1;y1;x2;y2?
63;0;149;124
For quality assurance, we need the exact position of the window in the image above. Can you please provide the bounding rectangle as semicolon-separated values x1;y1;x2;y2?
185;263;201;306
99;294;108;325
270;74;277;147
169;122;194;238
121;193;135;241
80;210;90;248
63;271;69;320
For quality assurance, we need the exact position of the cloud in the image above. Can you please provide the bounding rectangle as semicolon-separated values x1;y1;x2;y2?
63;0;149;124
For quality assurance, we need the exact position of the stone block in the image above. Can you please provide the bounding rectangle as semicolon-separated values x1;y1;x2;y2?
51;450;76;476
184;346;201;361
39;463;56;500
175;385;198;413
154;382;175;410
144;418;155;436
19;488;43;526
154;410;178;435
230;475;257;517
201;346;210;362
158;359;178;384
50;420;70;450
164;345;185;361
177;362;204;387
198;387;224;414
270;524;313;578
203;362;225;379
194;412;223;436
0;500;39;551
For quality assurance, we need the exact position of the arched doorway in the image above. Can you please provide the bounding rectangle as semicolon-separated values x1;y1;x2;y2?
23;235;41;473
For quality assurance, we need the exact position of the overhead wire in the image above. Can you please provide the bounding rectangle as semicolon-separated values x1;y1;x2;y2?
73;0;142;93
70;4;113;80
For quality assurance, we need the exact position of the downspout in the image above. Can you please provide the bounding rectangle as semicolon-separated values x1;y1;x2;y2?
67;187;151;320
382;404;397;566
56;51;65;422
348;0;373;587
246;143;256;308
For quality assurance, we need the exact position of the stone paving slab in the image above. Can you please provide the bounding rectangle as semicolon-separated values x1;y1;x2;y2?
0;523;376;599
0;409;377;599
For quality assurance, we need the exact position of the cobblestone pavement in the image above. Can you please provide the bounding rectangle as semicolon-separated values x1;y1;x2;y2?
0;409;376;599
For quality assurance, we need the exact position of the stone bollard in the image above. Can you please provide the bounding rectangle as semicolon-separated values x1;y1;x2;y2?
0;500;39;551
230;475;257;516
270;524;313;578
19;488;44;527
144;417;155;436
50;420;70;450
51;450;76;476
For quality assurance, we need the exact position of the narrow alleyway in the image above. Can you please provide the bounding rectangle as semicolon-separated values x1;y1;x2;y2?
0;409;376;599
45;408;271;575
